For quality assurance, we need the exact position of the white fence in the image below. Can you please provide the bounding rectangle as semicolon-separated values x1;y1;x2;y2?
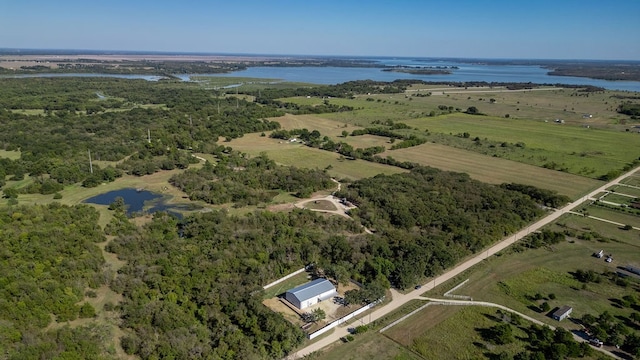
263;268;306;290
308;301;379;340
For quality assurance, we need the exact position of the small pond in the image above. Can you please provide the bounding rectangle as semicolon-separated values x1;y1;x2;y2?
84;188;198;218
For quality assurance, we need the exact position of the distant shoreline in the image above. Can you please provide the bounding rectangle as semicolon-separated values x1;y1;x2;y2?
0;52;639;82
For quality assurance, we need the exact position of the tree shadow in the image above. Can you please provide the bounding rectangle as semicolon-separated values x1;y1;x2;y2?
609;298;625;309
527;304;543;313
475;327;494;343
482;312;503;323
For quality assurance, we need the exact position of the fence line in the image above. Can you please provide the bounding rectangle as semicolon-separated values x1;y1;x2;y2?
444;279;469;297
263;268;306;290
308;301;379;340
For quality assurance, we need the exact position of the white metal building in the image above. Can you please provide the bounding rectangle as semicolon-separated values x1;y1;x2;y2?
285;278;337;310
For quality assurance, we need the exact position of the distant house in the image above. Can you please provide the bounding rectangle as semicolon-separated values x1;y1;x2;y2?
285;278;337;310
552;306;573;321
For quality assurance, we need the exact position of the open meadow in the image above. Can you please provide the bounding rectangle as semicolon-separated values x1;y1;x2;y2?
383;142;601;199
400;113;640;177
277;85;640;182
427;213;640;319
227;133;406;180
384;306;531;360
261;112;603;198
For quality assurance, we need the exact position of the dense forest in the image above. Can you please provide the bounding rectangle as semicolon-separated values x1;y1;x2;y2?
0;203;115;359
106;209;362;359
333;166;544;289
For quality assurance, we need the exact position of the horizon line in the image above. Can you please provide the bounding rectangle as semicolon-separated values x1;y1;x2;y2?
1;48;639;63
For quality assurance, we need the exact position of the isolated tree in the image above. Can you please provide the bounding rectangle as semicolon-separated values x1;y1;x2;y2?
2;187;18;199
466;106;479;114
311;308;326;322
108;196;127;212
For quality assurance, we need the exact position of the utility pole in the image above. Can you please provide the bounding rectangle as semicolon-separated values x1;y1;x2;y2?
88;150;93;174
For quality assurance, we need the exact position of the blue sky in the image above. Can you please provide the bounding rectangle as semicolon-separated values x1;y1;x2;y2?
1;0;639;60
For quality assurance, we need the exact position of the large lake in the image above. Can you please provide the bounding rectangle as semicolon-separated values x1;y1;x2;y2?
3;58;639;91
187;59;640;92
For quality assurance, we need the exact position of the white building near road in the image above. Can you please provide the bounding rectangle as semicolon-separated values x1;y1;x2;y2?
285;278;337;310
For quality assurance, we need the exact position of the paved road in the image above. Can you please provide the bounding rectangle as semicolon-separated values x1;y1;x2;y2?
288;167;638;359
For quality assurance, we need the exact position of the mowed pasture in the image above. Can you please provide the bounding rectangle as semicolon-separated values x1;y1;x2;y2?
384;142;600;199
401;113;640;178
277;87;639;182
384;306;529;360
621;175;640;187
274;113;363;138
429;213;640;326
284;86;640;130
609;184;640;198
582;205;640;228
227;133;406;180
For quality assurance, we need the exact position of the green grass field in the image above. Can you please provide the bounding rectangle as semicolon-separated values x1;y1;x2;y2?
0;149;21;160
425;214;640;325
277;87;639;181
398;113;640;177
385;306;529;360
314;331;420;360
585;205;640;228
227;133;406;180
609;184;640;198
602;193;637;206
620;175;640;187
262;271;310;300
384;142;601;199
264;112;602;198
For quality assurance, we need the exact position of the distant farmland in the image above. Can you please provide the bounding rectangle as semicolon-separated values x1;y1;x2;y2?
385;142;601;199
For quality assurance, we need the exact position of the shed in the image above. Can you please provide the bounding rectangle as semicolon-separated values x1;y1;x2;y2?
552;306;573;321
285;278;337;310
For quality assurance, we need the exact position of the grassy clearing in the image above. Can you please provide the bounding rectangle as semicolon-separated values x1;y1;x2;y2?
620;175;640;187
9;109;46;115
304;200;338;211
0;149;21;160
386;306;528;360
312;299;427;360
609;184;640;198
584;205;640;228
262;271;310;299
400;113;640;177
279;88;639;180
315;331;420;360
430;218;640;327
0;169;207;216
273;113;362;138
553;213;640;247
384;143;600;199
227;133;406;180
602;193;637;206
